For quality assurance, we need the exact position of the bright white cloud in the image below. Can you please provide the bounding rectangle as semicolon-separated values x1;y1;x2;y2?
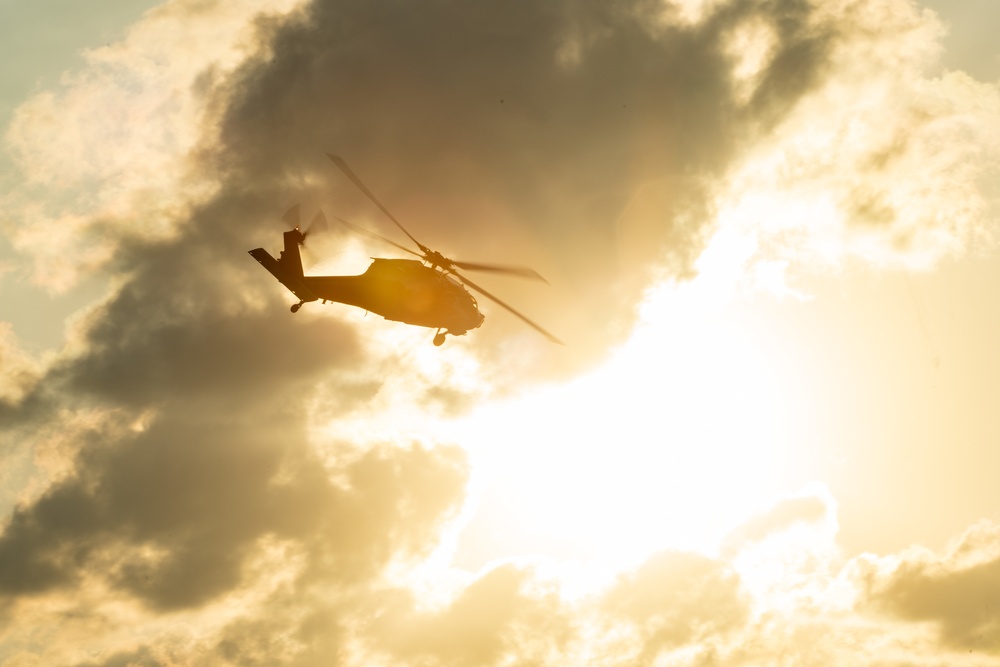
713;1;1000;288
2;0;305;291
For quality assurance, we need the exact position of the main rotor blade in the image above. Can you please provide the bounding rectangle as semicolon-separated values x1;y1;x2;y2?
327;154;424;251
332;215;422;258
451;261;549;282
454;271;564;345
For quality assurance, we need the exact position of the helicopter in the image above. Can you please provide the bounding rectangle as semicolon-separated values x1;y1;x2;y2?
248;154;562;346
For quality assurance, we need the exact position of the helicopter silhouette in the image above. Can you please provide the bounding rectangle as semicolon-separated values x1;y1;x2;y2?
248;154;562;346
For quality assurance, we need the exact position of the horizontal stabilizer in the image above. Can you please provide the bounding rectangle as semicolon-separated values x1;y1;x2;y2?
248;248;317;303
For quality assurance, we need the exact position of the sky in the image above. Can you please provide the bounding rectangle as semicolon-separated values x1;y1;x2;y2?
2;0;1000;665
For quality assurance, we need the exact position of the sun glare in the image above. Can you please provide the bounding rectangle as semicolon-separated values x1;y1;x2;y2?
445;227;804;574
309;193;834;588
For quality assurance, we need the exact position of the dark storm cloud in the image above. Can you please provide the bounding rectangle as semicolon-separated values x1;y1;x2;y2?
0;409;467;610
208;0;840;354
50;201;361;408
0;175;378;615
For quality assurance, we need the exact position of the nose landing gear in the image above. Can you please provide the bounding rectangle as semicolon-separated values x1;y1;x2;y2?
433;330;446;346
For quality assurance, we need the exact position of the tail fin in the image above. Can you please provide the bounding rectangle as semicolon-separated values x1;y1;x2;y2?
247;204;316;304
279;228;306;281
248;246;316;304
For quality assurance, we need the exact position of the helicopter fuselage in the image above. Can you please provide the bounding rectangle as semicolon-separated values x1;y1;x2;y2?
308;258;485;333
249;240;484;337
250;154;560;345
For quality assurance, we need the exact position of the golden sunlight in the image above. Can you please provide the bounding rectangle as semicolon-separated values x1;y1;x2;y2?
447;226;812;573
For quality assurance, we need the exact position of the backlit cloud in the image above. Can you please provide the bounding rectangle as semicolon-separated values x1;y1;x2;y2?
865;521;1000;653
2;0;305;291
0;322;40;408
2;0;999;665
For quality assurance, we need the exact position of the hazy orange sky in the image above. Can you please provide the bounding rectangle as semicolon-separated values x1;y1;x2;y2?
2;1;1000;665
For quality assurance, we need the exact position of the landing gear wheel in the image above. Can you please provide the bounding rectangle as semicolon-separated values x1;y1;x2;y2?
290;302;302;313
433;331;446;346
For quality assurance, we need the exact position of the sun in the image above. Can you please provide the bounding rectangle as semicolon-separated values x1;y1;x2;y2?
446;226;807;573
309;204;829;581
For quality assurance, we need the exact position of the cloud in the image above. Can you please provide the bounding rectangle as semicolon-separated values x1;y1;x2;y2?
369;564;571;666
864;520;1000;653
5;478;996;666
7;0;991;360
2;0;1000;665
48;216;362;408
0;414;467;607
0;430;468;664
601;550;749;662
71;648;165;667
1;0;305;291
721;490;832;555
712;2;1000;286
196;0;858;363
0;322;41;410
